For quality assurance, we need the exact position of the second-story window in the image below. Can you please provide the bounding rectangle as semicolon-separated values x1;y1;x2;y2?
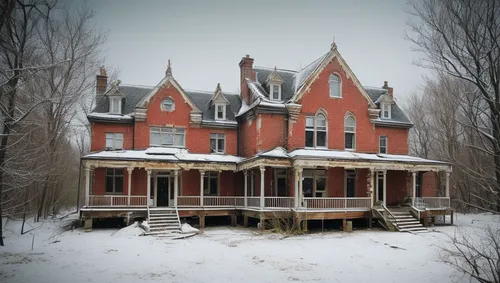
109;97;121;114
344;114;356;150
215;104;226;120
105;133;123;150
379;136;388;154
150;127;185;147
305;113;327;148
271;84;281;101
210;133;225;154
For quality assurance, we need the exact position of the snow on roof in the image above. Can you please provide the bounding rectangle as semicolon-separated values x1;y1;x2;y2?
175;153;241;163
145;147;187;155
257;147;289;158
87;113;133;120
84;150;177;161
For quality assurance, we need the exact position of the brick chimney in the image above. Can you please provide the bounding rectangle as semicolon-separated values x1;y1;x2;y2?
382;80;393;97
239;55;254;105
96;67;108;94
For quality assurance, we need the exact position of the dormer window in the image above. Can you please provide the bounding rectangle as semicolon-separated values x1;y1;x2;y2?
381;103;391;119
215;104;226;120
109;97;121;114
270;84;281;101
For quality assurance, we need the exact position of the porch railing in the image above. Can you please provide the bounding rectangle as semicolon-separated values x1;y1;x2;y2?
303;197;372;210
418;197;451;209
88;195;147;206
177;196;201;207
264;197;294;208
247;197;261;208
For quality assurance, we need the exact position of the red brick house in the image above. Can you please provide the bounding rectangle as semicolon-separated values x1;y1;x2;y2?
81;43;452;232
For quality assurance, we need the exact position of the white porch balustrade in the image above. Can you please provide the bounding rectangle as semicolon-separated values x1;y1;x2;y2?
303;197;372;210
89;195;147;206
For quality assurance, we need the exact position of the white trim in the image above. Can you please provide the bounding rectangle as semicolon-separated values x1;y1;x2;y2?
344;113;356;150
270;84;281;101
105;133;123;150
379;135;388;154
109;97;122;114
150;127;186;147
329;73;342;98
210;133;226;154
215;103;226;120
161;97;175;112
381;102;391;119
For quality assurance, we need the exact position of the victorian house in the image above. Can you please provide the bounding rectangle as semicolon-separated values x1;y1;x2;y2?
81;43;453;233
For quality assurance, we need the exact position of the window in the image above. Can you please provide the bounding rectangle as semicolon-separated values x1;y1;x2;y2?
305;113;327;148
210;133;225;154
329;74;341;98
379;136;388;154
344;114;356;150
270;84;281;101
105;133;123;150
215;104;226;120
162;97;175;112
203;171;218;196
150;127;185;147
109;97;121;114
106;168;124;193
381;103;391;119
274;169;288;196
302;169;327;198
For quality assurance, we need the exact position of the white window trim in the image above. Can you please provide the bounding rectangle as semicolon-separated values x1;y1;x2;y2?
105;133;123;150
149;127;186;147
329;73;342;98
344;114;356;151
210;133;226;154
203;171;220;196
379;136;388;154
270;84;281;101
381;103;391;119
305;113;328;149
302;169;327;197
109;97;122;114
215;103;226;120
161;97;175;112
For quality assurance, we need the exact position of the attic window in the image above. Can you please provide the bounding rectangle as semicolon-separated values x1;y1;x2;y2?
215;104;226;120
109;97;121;114
162;97;175;112
270;84;281;101
381;103;391;119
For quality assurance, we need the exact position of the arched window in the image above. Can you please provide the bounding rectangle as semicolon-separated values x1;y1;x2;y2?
344;114;356;150
305;112;327;148
329;74;341;98
161;97;175;112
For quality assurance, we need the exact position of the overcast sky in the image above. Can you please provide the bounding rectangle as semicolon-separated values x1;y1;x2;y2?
86;0;427;102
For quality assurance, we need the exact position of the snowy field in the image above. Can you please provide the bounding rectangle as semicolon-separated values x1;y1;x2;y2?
0;213;498;283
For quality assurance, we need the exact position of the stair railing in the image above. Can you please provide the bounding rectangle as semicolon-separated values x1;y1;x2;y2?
175;206;182;228
380;204;400;231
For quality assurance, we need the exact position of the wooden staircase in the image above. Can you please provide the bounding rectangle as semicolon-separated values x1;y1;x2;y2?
146;207;183;237
373;206;428;233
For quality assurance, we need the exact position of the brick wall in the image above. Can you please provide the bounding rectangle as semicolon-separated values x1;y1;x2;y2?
386;170;408;205
90;122;134;151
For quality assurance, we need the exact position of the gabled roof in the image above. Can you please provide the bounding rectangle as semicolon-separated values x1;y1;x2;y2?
94;85;153;115
183;89;241;123
364;86;413;127
254;67;297;102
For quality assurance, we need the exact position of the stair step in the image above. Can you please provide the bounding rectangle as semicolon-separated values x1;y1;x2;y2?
149;226;181;231
397;223;424;228
149;213;177;217
400;227;428;232
149;220;179;224
146;230;182;235
149;216;178;220
149;223;180;227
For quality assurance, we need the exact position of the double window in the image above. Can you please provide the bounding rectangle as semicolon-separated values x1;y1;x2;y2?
305;113;327;148
210;133;225;154
105;133;123;150
344;114;356;150
150;127;185;147
109;97;121;114
106;168;124;193
203;171;219;196
379;136;388;154
270;84;281;101
302;169;327;197
329;74;341;98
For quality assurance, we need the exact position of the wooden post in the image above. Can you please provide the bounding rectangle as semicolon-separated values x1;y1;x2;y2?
412;171;417;206
445;171;450;198
84;167;90;206
200;170;205;207
146;169;152;207
174;170;179;207
244;170;248;207
369;168;375;207
243;215;248;227
342;219;347;231
260;166;265;209
84;217;92;232
294;167;300;207
382;170;387;206
259;214;265;231
231;214;237;226
127;167;134;206
298;168;303;207
199;215;205;230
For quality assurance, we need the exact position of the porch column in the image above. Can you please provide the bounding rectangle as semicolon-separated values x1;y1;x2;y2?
244;170;248;207
84;167;90;206
260;166;265;209
412;171;417;206
298;168;303;207
382;170;387;206
200;170;205;207
369;168;375;207
146;169;152;206
174;170;179;207
294;167;299;207
127;167;134;206
445;171;450;197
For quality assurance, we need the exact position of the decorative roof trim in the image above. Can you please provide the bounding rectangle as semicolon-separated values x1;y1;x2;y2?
209;83;230;105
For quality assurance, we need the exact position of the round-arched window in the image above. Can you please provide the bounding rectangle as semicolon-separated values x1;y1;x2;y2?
162;97;175;112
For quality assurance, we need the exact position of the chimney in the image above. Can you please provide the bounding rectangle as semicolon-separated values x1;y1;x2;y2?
382;80;393;97
239;55;254;105
96;67;108;94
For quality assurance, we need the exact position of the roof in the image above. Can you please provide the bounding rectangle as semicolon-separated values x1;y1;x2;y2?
364;86;413;127
90;85;241;125
254;67;297;102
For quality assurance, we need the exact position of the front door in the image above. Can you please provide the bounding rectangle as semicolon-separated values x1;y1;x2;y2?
377;174;384;203
346;170;356;197
157;177;169;207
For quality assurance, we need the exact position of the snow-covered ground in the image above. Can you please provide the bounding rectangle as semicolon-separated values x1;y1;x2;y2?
0;213;498;283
